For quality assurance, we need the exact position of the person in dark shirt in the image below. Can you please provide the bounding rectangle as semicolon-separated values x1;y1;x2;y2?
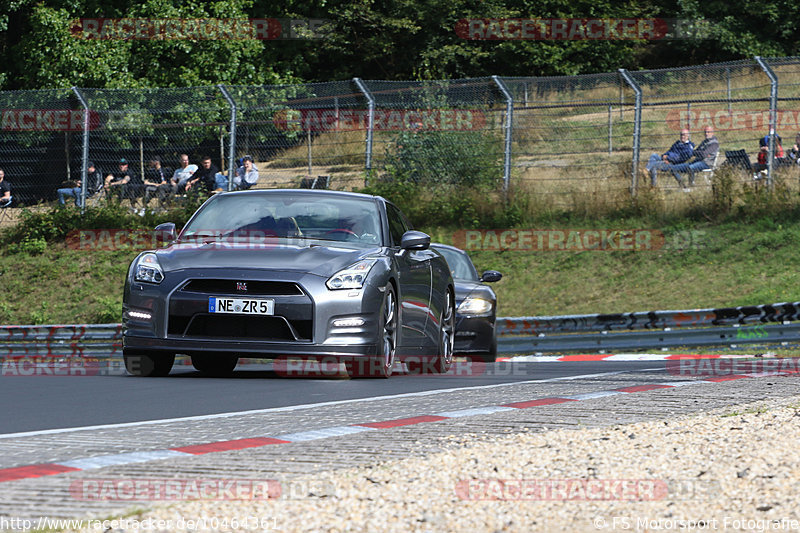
142;156;173;206
0;168;11;208
58;161;103;207
105;158;134;203
645;129;695;187
185;155;219;193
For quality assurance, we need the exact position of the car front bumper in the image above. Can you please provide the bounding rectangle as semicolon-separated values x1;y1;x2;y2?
123;267;385;358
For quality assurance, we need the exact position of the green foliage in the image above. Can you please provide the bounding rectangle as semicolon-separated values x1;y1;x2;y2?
94;296;122;323
28;301;51;324
6;236;47;255
383;129;502;188
0;196;206;250
4;0;800;89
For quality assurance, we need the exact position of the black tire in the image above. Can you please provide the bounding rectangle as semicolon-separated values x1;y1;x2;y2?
124;352;175;377
477;334;498;363
346;284;397;379
433;289;455;374
191;353;238;376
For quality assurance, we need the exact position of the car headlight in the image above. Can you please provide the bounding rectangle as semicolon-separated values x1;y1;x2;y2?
326;259;377;290
457;297;493;316
134;253;164;284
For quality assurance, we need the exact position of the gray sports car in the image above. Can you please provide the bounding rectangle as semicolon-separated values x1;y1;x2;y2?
123;189;455;378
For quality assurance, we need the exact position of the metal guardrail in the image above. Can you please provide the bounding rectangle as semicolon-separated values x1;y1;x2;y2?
0;324;121;358
1;301;799;360
497;301;800;353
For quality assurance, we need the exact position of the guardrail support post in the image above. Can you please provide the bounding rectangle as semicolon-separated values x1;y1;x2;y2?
353;78;375;185
72;87;90;214
218;85;238;192
492;75;513;196
755;56;778;191
618;69;642;197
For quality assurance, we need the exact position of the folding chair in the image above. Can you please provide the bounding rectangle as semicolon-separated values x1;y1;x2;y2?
697;151;721;185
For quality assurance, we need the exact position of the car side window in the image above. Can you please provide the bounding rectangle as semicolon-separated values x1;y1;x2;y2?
386;203;409;247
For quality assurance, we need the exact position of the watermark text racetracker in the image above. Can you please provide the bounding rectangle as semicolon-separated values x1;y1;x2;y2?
70;18;330;40
453;229;706;252
69;478;335;501
456;478;719;501
67;229;285;251
455;18;711;40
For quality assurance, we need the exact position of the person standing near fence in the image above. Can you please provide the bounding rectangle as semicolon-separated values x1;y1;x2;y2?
646;129;695;187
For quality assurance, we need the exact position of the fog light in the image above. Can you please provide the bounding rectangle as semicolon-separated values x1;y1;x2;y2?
333;318;365;327
127;310;152;320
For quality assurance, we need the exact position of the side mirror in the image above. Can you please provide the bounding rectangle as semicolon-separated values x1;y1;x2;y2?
155;222;176;243
400;230;430;250
480;270;502;283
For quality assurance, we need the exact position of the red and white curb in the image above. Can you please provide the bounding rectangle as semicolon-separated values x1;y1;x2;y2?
0;369;796;484
497;353;774;362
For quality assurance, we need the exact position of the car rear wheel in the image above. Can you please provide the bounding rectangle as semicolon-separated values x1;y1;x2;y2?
346;284;396;379
124;352;175;377
433;289;455;373
191;353;238;376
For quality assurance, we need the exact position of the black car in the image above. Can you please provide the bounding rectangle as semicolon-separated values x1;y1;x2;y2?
431;243;502;362
123;189;455;378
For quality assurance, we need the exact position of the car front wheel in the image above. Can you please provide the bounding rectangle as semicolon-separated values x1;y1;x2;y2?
433;289;455;373
346;284;397;379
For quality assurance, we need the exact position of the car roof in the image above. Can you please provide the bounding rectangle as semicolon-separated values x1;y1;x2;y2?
221;188;382;201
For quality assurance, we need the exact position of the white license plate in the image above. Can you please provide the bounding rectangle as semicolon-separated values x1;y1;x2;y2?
209;297;275;315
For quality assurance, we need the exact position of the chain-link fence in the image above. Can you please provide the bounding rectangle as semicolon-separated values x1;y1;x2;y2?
2;57;800;212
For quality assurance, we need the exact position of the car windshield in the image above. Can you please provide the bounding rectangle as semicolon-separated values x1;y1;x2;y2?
181;192;383;245
434;246;479;281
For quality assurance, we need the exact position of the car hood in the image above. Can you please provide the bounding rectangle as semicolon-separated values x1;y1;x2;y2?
155;240;382;277
453;279;496;303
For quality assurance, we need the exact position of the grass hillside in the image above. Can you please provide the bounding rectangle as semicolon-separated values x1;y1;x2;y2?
1;217;798;324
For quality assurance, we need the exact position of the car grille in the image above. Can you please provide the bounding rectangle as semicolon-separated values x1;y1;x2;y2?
169;314;312;341
181;279;304;296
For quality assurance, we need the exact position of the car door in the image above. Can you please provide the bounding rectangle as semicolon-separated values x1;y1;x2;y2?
386;203;432;348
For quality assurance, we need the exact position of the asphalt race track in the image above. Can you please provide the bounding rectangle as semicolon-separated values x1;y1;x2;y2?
0;360;661;434
1;356;798;524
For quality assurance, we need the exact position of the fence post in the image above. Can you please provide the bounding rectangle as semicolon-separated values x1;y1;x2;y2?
217;84;237;192
618;69;642;197
71;87;89;214
726;66;732;115
608;105;613;155
353;78;374;185
492;76;513;196
755;57;778;191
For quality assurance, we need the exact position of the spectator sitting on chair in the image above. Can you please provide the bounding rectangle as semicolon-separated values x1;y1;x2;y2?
669;126;720;188
754;134;786;174
172;154;198;194
105;158;133;202
185;155;219;194
214;155;258;191
646;129;695;186
57;161;103;207
0;169;11;208
142;156;173;206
